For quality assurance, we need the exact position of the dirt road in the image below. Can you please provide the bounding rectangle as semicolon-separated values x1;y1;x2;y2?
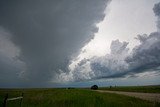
96;90;160;102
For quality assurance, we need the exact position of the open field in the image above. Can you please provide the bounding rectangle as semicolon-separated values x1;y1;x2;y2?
0;88;160;107
99;85;160;93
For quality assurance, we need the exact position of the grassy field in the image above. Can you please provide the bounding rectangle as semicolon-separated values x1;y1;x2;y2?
99;85;160;93
0;88;159;107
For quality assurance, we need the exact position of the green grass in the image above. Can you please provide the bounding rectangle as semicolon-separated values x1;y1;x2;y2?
99;85;160;93
0;88;159;107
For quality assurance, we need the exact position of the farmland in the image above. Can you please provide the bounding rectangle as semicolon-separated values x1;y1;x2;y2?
0;88;160;107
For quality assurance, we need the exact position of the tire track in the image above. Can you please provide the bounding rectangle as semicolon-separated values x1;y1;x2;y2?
96;90;160;102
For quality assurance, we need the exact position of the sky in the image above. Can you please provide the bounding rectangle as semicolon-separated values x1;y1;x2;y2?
0;0;160;88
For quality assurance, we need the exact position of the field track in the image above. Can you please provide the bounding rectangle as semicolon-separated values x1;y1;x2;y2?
96;90;160;102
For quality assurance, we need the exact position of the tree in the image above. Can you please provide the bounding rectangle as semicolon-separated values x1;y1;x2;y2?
91;85;98;90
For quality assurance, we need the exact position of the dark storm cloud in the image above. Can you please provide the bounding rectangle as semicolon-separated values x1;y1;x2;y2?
90;40;129;79
59;39;130;82
87;2;160;80
88;32;160;80
153;2;160;16
0;27;25;87
126;32;160;74
0;0;110;87
153;2;160;30
124;1;160;76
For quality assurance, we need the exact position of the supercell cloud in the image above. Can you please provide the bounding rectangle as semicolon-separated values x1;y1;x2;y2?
0;0;160;87
0;0;110;87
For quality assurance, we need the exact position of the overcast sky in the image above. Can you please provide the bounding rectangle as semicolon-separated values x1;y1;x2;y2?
0;0;160;88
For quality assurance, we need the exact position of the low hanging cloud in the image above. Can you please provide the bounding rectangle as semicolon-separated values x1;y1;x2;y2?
90;32;160;79
125;2;160;76
0;27;25;87
60;2;160;82
90;40;130;79
0;0;110;87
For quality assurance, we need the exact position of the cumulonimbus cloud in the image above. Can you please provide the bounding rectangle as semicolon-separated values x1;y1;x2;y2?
59;2;160;82
0;27;25;87
0;0;110;87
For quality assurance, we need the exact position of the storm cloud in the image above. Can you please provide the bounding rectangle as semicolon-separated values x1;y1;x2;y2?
0;0;110;87
93;1;160;79
92;2;160;79
153;2;160;31
60;1;160;82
